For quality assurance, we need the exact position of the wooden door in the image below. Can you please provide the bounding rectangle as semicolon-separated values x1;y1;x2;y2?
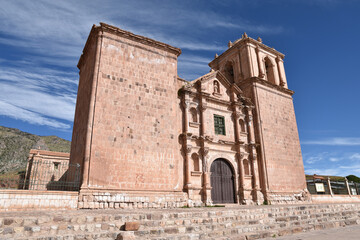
210;159;235;203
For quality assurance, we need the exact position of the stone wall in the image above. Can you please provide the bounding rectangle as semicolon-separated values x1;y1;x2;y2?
78;190;187;209
0;190;78;212
25;149;71;191
254;83;305;194
1;203;360;239
72;23;185;204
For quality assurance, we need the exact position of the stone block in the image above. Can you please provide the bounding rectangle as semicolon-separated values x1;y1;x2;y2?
116;231;136;240
124;222;140;231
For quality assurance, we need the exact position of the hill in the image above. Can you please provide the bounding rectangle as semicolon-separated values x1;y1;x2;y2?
0;126;71;174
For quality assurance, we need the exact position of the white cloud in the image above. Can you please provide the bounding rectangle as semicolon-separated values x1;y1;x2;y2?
305;168;340;176
0;0;285;130
0;83;75;122
350;153;360;160
0;101;70;130
329;157;340;162
306;156;323;164
302;137;360;146
0;66;77;124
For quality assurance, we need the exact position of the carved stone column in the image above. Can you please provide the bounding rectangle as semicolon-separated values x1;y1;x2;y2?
249;151;263;203
202;147;212;205
246;105;263;203
256;46;265;79
232;108;245;204
237;152;245;203
182;99;190;133
245;106;255;144
184;144;192;190
181;97;192;193
276;57;285;87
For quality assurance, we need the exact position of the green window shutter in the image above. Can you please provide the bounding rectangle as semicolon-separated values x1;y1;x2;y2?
214;115;226;135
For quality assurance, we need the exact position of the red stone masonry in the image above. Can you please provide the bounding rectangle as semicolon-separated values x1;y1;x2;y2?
70;25;308;209
70;23;187;208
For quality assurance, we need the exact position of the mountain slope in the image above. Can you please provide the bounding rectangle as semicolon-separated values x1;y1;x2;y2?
0;126;71;173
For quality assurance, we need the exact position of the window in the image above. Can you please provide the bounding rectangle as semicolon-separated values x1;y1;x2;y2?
243;159;250;176
191;153;200;171
224;62;234;83
54;162;60;170
239;119;246;132
189;107;198;122
214;115;226;135
264;57;275;84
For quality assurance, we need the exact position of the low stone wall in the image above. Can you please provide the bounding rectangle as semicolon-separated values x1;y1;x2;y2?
0;190;78;212
0;203;360;239
78;190;188;209
267;189;311;204
312;194;360;203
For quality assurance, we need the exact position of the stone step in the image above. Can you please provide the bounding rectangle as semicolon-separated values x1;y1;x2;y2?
2;213;358;240
1;208;359;230
17;231;119;240
2;203;360;239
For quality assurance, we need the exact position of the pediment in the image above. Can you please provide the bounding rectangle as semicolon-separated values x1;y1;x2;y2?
191;70;242;100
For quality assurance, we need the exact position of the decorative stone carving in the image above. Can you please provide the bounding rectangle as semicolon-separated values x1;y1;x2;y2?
199;103;207;112
182;100;191;109
257;37;262;43
232;111;241;120
236;152;244;160
228;41;233;48
185;145;192;154
203;147;209;157
204;135;214;142
242;32;248;39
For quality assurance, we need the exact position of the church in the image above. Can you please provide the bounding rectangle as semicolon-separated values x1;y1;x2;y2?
69;23;308;209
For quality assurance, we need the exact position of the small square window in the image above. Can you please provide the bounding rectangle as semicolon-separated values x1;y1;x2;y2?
214;115;226;135
54;162;60;170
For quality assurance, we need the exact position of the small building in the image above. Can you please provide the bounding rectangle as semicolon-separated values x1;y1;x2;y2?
24;149;79;191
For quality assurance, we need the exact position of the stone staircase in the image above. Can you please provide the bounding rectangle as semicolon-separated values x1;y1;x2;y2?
1;203;360;240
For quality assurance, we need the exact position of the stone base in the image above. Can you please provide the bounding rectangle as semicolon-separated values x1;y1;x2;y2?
2;203;360;239
267;189;312;204
78;189;188;209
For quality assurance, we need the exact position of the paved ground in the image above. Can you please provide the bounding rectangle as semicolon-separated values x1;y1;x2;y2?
262;225;360;240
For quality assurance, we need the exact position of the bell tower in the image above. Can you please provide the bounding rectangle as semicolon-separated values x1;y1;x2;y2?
209;33;307;203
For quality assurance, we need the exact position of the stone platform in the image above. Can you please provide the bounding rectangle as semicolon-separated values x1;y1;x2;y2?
0;203;359;239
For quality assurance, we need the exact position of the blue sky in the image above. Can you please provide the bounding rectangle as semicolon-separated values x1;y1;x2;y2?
0;0;359;177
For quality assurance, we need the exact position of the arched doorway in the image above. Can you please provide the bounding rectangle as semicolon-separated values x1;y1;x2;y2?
210;159;236;203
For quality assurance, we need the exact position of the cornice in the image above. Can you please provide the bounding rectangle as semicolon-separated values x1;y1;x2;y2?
77;25;100;70
29;149;70;158
99;22;181;56
238;77;294;96
78;23;182;70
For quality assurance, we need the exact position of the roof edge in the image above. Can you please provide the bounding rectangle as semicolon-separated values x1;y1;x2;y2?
100;22;181;56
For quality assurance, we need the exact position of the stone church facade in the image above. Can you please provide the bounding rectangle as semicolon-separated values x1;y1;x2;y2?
70;23;308;209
